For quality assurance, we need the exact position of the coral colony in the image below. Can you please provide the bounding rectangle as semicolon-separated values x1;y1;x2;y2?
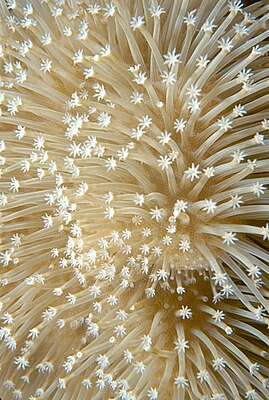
0;0;269;399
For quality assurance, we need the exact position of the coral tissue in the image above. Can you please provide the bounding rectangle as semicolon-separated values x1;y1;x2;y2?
0;0;269;399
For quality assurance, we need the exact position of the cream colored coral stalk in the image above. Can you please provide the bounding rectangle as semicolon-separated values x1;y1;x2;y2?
0;0;269;399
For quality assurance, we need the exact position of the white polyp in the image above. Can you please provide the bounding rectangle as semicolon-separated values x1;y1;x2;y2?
0;1;269;399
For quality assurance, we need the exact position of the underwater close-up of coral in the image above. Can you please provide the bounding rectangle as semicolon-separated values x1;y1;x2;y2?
0;0;269;399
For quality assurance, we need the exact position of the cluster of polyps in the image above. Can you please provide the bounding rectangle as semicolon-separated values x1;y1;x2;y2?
0;0;269;399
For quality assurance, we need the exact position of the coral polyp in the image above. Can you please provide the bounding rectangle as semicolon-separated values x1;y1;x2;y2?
0;0;269;399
